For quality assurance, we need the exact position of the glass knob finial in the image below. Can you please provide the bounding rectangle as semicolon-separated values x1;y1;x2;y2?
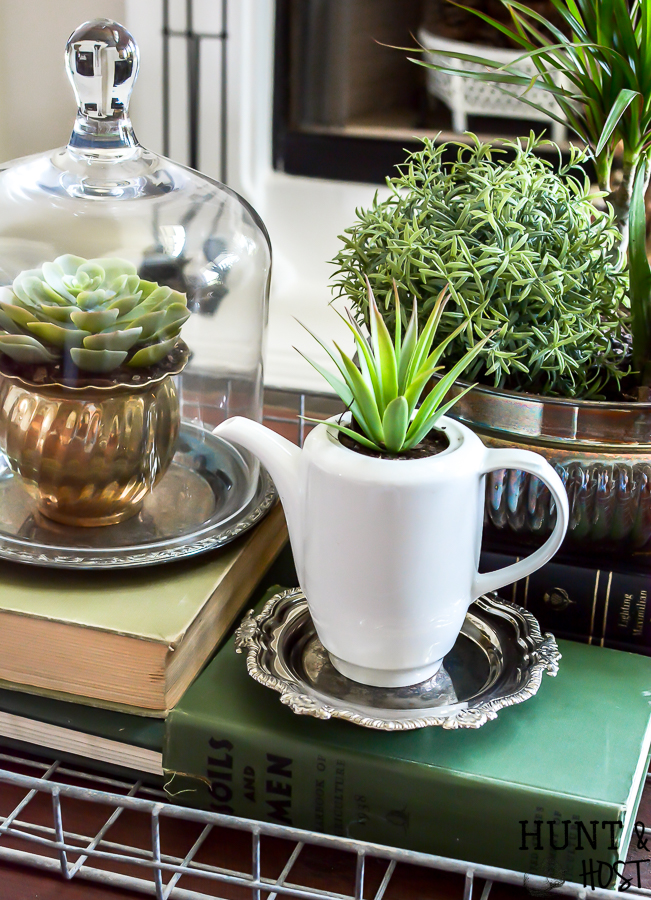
65;19;138;121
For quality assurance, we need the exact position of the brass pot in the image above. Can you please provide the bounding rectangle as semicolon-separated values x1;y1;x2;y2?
445;380;651;550
0;347;189;527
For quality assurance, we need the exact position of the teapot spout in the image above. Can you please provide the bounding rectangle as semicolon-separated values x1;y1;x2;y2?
213;416;303;563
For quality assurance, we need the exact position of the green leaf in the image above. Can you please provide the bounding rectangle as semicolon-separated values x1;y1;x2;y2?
69;307;120;333
403;362;443;416
27;322;89;348
302;418;382;452
369;291;398;409
298;319;361;397
397;300;418;393
69;348;128;372
443;1;537;49
127;339;177;368
403;384;475;450
628;160;651;371
148;306;192;341
405;335;492;445
411;57;570;97
106;294;141;316
406;287;448;384
393;280;402;360
39;304;75;323
0;309;22;334
54;254;87;276
128;310;167;341
0;334;57;363
335;342;385;446
39;262;76;302
0;302;38;329
337;310;382;407
295;349;354;407
595;89;639;155
83;327;143;351
382;396;409;452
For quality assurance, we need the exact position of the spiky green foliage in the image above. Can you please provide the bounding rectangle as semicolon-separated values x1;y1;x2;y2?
331;135;629;399
299;282;491;454
0;255;190;374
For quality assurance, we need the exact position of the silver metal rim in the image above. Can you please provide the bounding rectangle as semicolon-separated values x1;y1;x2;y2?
235;588;561;731
443;376;651;450
0;468;277;569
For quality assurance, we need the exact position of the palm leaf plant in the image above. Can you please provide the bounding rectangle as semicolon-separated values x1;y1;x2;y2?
390;0;651;390
412;0;651;237
299;281;492;455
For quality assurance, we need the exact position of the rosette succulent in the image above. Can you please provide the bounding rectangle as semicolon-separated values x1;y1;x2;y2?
0;254;190;374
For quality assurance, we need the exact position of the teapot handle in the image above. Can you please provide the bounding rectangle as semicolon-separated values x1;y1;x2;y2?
472;447;569;599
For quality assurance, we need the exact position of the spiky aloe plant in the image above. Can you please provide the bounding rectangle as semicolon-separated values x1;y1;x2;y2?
0;255;190;374
299;283;491;454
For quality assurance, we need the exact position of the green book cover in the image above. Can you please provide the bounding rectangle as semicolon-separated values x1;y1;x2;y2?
0;503;287;713
0;554;298;777
163;589;651;885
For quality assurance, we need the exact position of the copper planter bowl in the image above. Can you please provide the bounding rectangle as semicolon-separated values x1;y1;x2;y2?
0;348;189;527
445;380;651;550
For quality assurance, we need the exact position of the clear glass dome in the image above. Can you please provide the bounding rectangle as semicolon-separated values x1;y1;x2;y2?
0;18;272;564
0;18;270;433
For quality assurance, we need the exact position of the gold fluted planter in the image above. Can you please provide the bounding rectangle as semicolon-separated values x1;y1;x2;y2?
0;348;189;527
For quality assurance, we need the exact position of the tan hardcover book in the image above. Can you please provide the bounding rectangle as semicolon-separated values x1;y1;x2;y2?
0;503;286;716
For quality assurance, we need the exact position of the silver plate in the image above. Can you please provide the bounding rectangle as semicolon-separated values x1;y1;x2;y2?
0;422;276;569
235;588;561;730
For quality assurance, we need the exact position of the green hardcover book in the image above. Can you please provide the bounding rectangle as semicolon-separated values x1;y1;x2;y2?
0;555;299;776
0;504;286;716
163;589;651;885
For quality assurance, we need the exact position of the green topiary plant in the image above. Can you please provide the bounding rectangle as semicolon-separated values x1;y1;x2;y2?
300;281;491;454
0;254;190;374
331;134;629;398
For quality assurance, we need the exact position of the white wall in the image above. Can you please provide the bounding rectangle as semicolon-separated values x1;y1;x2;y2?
0;0;126;162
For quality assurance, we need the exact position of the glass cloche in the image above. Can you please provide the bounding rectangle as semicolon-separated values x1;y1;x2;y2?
0;19;273;567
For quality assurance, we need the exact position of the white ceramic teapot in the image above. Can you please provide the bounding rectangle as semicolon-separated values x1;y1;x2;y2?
214;413;569;688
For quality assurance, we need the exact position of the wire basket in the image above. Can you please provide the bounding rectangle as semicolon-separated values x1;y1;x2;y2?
1;751;648;900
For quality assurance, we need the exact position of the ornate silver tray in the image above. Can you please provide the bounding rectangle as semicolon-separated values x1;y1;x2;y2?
235;588;560;730
0;422;276;569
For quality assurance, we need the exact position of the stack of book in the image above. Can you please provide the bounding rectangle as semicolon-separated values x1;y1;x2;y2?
2;511;651;887
0;501;289;770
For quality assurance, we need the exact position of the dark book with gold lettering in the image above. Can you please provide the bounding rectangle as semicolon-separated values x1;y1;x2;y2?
162;588;651;885
480;540;651;653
